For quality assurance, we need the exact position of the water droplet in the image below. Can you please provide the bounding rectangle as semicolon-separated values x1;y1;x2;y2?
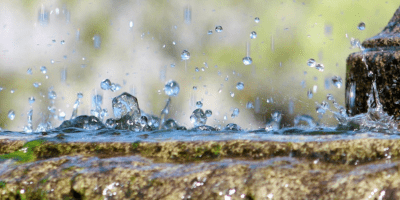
164;80;180;96
230;92;235;97
307;89;313;99
38;5;49;26
246;101;254;109
101;79;112;90
231;108;240;118
48;90;57;99
201;67;205;71
350;38;361;48
162;118;179;130
58;112;66;121
190;108;207;126
112;92;141;120
255;17;260;23
40;66;47;74
29;97;35;104
331;75;343;88
93;35;101;49
250;31;257;39
184;6;191;24
368;71;374;77
10;89;15;94
215;26;223;33
236;82;244;90
195;67;199;72
110;83;121;92
307;58;316;67
8;110;15;120
0;86;3;92
207;30;213;35
172;41;176;45
27;68;32;75
77;92;83;99
196;101;203;108
327;94;334;101
60;40;65;45
193;86;197;90
205;110;212;117
181;50;190;60
33;82;41;88
242;57;253;65
357;22;365;30
129;21;134;28
265;111;282;131
315;63;324;72
170;63;175;68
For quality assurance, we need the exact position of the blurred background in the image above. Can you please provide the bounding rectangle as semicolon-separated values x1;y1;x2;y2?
0;0;398;131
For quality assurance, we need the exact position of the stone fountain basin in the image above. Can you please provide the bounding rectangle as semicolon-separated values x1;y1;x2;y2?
1;130;400;199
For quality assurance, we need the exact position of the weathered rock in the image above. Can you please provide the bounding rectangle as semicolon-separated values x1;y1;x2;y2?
346;6;400;118
1;138;400;199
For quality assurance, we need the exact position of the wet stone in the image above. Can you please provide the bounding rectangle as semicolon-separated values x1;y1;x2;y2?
2;139;400;199
346;6;400;118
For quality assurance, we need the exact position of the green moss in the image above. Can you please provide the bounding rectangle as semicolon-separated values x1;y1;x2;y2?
211;144;221;156
0;181;6;188
0;139;45;163
132;142;140;150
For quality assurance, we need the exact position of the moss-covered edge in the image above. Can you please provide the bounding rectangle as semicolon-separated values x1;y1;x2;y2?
0;138;399;165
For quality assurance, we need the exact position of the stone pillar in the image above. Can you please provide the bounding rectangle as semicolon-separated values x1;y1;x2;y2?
346;6;400;119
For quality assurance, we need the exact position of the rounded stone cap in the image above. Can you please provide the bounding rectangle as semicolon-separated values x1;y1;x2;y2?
362;6;400;48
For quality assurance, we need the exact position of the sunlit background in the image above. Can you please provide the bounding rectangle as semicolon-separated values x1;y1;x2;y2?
0;0;398;131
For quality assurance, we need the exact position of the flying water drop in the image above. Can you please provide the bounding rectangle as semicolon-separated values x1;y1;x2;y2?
215;26;223;33
207;30;213;35
48;90;57;100
358;22;365;30
40;66;47;74
254;17;260;23
181;50;190;60
8;110;15;120
231;108;239;118
250;31;257;39
101;79;112;90
29;97;35;105
93;35;101;49
196;101;203;108
331;76;343;88
315;63;324;72
246;101;254;109
307;89;313;99
242;57;252;65
205;110;212;117
307;59;316;67
236;82;244;90
164;80;180;96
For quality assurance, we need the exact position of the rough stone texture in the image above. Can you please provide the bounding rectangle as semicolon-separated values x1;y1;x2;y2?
346;51;400;117
363;6;400;48
346;6;400;117
1;139;400;199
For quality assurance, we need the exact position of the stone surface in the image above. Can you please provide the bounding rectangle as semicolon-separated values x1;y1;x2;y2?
1;138;400;199
346;6;400;118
